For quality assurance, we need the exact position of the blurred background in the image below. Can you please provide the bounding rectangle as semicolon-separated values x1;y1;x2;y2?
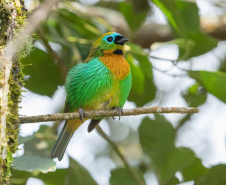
11;0;226;184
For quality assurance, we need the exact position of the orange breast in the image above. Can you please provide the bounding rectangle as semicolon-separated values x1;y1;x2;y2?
99;51;130;80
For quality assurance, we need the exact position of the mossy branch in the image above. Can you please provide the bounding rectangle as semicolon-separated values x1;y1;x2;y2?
0;0;61;183
19;107;199;124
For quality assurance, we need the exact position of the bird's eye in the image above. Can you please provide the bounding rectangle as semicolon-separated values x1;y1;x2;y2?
107;36;113;42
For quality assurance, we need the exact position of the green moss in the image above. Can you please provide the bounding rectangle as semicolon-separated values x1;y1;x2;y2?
2;58;26;184
0;2;11;47
0;0;27;47
7;60;24;153
0;0;28;184
0;61;25;185
17;35;34;60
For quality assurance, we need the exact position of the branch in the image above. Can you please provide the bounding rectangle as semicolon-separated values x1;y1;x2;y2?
36;27;68;79
134;14;226;48
19;107;199;124
71;2;226;48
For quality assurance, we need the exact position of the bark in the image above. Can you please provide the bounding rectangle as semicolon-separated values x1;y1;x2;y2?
19;107;199;124
0;0;60;183
0;1;25;184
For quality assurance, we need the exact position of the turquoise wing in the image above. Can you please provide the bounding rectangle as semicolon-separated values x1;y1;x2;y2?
65;58;113;111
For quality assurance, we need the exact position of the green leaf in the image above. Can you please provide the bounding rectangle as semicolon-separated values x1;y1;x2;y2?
11;168;66;185
160;148;207;184
184;33;217;59
189;71;226;103
110;168;142;185
195;165;226;185
175;34;217;60
150;0;197;36
18;135;35;145
127;43;156;106
21;48;64;96
177;83;207;129
13;156;56;173
11;157;97;185
119;2;146;31
126;54;145;95
24;125;56;158
151;0;217;59
183;83;207;107
139;116;207;184
183;157;208;182
151;0;179;34
65;157;98;185
42;2;106;67
58;4;99;39
10;169;31;184
36;158;97;185
36;169;66;185
139;116;175;168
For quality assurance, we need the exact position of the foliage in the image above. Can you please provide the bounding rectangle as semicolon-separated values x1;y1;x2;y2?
13;156;56;173
139;116;208;184
11;157;97;185
11;0;226;185
189;71;226;103
21;48;64;96
151;0;217;60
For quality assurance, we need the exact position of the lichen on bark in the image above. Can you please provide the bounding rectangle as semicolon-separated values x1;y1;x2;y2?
0;0;27;184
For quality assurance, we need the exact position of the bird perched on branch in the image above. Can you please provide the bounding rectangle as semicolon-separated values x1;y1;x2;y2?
51;32;132;161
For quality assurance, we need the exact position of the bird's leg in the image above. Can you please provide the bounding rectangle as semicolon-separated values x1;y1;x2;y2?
78;108;86;123
112;107;123;120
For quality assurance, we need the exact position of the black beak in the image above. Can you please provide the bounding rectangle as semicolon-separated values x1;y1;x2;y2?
114;36;129;45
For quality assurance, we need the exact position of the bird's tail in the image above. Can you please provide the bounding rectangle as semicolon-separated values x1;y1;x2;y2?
51;119;82;161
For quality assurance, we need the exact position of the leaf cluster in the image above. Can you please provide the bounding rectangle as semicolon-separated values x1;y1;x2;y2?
12;0;226;185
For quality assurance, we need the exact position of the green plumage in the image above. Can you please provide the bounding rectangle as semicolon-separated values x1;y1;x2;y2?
65;58;131;111
51;32;132;161
65;58;112;111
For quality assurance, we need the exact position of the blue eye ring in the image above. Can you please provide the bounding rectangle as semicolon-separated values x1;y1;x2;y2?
106;36;113;43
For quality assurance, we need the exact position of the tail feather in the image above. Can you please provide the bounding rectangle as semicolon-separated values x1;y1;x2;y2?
51;119;83;160
51;121;73;161
88;119;102;132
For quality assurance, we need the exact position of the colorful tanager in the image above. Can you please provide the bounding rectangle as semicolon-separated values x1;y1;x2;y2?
51;32;132;161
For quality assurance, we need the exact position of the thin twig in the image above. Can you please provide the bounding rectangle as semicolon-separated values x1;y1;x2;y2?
149;55;192;78
19;107;199;124
96;126;145;185
36;27;68;79
150;55;177;63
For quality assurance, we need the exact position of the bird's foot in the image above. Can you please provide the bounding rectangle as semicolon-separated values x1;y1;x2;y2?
78;108;86;123
112;107;123;120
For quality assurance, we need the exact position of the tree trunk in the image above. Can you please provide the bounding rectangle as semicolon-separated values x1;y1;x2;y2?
0;1;26;184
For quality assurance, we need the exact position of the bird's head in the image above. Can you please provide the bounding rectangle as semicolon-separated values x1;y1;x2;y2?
88;32;128;58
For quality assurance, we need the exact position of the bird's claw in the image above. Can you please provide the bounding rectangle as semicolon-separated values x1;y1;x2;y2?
112;107;123;120
78;108;86;123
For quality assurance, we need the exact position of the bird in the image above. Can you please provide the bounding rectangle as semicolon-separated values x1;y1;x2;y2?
51;32;132;161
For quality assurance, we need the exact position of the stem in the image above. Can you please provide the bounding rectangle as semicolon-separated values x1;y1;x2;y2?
19;107;199;124
96;126;145;185
36;27;67;79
